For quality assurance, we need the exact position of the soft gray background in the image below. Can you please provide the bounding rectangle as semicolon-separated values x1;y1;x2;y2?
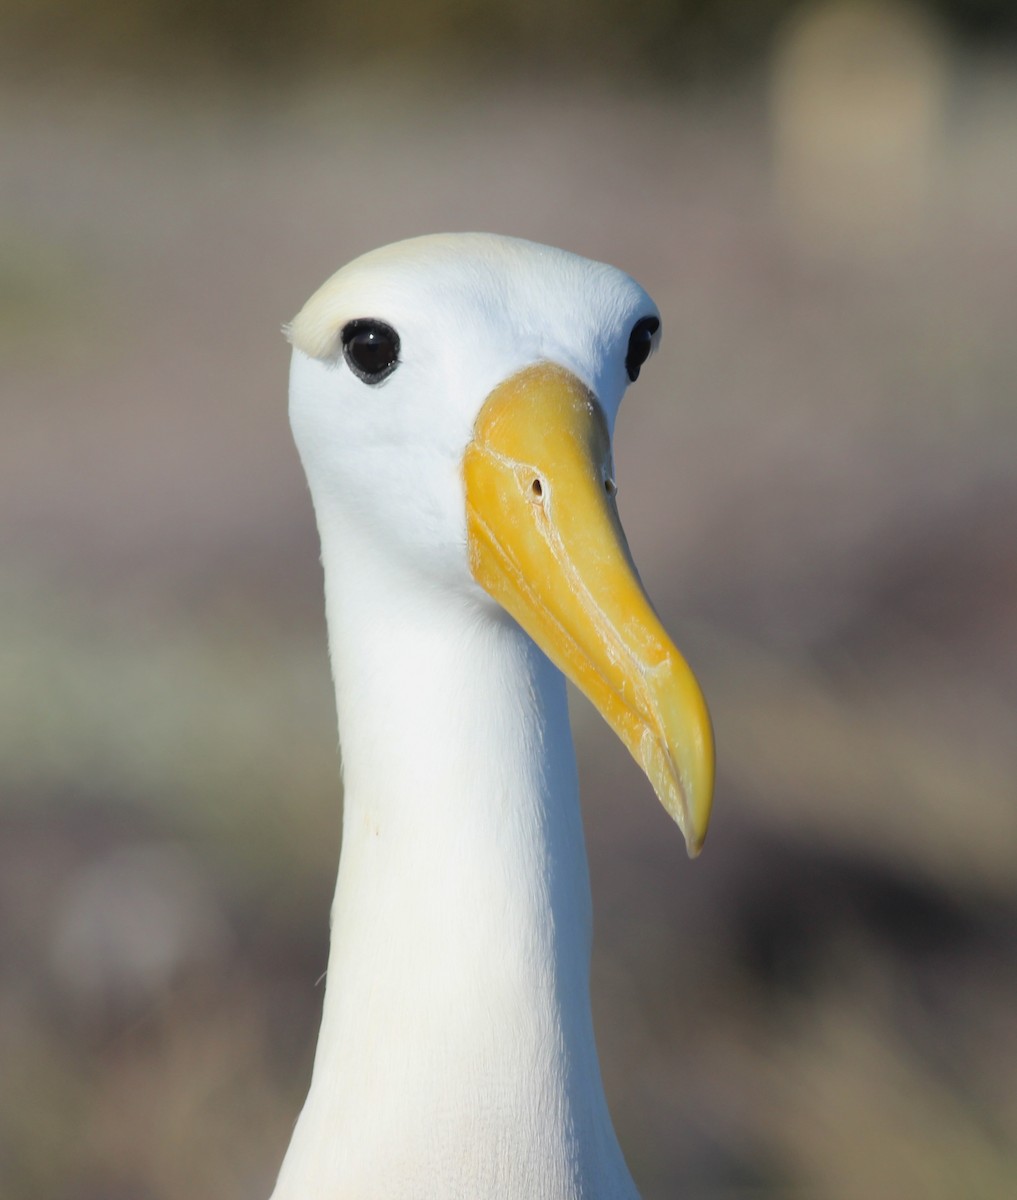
3;3;1016;1197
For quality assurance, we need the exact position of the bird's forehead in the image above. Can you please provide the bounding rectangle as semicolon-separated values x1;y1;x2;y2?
287;234;656;372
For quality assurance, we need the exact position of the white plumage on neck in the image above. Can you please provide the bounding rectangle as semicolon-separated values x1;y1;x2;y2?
270;233;715;1199
271;512;638;1198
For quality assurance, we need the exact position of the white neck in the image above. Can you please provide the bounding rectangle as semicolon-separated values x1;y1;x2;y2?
270;515;638;1200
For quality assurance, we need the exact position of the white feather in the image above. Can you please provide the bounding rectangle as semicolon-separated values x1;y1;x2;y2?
272;234;659;1199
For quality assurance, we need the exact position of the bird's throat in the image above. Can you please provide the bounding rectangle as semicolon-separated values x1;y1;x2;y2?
269;522;638;1199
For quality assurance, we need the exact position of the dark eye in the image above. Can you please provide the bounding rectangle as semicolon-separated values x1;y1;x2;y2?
625;316;660;382
341;319;400;384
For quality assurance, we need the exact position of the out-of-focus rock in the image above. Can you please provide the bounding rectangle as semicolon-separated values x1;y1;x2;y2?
48;842;232;1020
770;1;949;258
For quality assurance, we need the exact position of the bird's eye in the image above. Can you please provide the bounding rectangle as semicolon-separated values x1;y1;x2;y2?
625;316;660;382
341;319;401;384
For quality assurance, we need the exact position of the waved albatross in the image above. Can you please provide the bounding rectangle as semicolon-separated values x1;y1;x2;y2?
270;233;714;1200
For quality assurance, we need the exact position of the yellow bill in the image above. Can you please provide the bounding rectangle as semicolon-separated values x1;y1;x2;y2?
463;362;714;856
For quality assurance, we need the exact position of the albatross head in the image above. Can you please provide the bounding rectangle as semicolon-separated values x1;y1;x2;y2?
286;232;714;854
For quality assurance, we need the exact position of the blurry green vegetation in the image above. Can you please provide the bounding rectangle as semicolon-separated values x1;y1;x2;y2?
2;0;1016;83
0;229;103;362
1;573;340;901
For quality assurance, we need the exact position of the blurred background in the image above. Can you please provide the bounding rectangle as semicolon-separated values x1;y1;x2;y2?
2;1;1016;1196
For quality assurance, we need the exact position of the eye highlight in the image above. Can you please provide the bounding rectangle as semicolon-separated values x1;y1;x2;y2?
625;316;660;382
341;319;401;384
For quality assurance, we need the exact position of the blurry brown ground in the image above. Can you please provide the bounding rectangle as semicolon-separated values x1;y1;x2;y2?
2;4;1016;1198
